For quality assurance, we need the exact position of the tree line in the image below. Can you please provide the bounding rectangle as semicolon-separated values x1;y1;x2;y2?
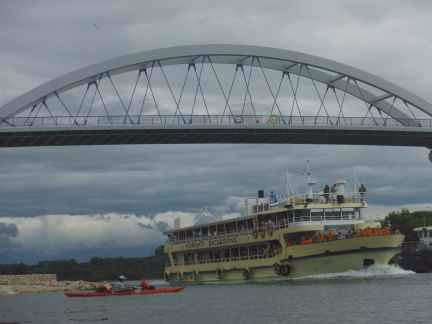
0;246;167;281
383;209;432;241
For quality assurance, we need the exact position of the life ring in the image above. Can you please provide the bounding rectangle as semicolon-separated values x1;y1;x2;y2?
280;264;291;276
243;269;250;280
273;263;281;275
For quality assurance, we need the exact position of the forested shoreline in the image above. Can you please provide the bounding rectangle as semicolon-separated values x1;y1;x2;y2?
385;209;432;273
0;246;167;281
383;209;432;241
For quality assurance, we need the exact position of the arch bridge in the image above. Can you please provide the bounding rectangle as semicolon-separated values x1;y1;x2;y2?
0;45;431;157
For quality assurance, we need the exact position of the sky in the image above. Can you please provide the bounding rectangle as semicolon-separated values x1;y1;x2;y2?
0;0;432;264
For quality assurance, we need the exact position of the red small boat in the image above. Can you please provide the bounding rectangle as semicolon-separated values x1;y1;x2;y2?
64;286;183;298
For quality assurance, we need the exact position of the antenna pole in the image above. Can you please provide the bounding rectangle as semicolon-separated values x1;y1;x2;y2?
353;167;358;193
305;160;316;201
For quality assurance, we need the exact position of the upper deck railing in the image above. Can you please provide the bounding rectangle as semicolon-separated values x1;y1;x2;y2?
1;115;432;129
167;199;365;245
249;192;366;213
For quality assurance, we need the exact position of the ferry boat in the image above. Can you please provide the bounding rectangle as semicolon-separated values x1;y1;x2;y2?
163;167;404;283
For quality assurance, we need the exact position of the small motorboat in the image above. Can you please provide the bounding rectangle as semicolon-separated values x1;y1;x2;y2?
64;286;184;298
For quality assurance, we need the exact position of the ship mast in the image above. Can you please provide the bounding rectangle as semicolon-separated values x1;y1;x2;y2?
305;160;317;201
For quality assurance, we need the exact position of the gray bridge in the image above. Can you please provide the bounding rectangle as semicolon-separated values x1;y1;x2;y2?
1;45;431;156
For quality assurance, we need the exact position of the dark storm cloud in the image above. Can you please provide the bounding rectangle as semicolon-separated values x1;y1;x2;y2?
0;144;430;218
0;0;432;262
0;222;18;249
0;223;18;237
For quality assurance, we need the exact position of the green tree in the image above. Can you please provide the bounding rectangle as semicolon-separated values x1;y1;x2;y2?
383;209;432;241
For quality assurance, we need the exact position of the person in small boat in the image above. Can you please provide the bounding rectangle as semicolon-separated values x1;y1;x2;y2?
323;184;330;203
104;282;113;292
140;279;155;290
359;184;367;202
95;282;112;292
111;275;133;291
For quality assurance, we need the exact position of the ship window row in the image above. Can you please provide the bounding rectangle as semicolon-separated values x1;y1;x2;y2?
172;242;280;266
168;208;361;243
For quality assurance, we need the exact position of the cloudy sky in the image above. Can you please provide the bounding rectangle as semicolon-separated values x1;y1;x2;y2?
0;0;432;264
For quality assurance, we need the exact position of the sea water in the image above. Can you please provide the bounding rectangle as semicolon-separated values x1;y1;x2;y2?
0;265;429;324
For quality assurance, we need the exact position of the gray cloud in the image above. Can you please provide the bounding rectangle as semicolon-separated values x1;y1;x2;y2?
0;144;430;218
0;211;196;262
1;0;432;262
0;223;18;237
137;222;153;230
0;222;19;249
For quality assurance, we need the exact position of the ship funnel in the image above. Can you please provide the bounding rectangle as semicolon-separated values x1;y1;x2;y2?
335;178;346;195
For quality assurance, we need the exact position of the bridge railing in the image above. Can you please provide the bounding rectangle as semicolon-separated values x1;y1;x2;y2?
1;115;432;129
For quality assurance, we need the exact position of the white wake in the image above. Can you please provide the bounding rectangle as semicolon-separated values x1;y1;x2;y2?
294;264;415;280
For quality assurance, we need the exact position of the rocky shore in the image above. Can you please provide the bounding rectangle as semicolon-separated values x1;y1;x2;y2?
0;274;99;295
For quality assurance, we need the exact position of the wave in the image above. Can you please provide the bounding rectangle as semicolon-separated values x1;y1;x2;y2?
294;264;415;281
147;265;415;286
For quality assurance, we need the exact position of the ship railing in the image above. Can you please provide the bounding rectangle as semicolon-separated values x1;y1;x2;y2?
248;192;367;215
273;215;361;229
168;228;256;244
285;192;367;205
168;212;365;245
169;214;363;244
284;227;397;248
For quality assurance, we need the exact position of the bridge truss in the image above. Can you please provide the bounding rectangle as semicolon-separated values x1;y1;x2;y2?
0;45;431;150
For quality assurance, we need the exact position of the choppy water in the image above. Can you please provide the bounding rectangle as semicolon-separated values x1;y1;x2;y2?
0;265;430;324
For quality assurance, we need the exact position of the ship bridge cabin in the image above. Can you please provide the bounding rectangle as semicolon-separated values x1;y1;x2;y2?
414;226;432;250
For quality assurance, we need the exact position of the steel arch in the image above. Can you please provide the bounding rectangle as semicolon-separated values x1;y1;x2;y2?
1;44;432;126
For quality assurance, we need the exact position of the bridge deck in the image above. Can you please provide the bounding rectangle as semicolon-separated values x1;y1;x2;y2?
0;115;431;148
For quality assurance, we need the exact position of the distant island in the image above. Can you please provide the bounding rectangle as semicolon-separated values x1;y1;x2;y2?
1;210;432;281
